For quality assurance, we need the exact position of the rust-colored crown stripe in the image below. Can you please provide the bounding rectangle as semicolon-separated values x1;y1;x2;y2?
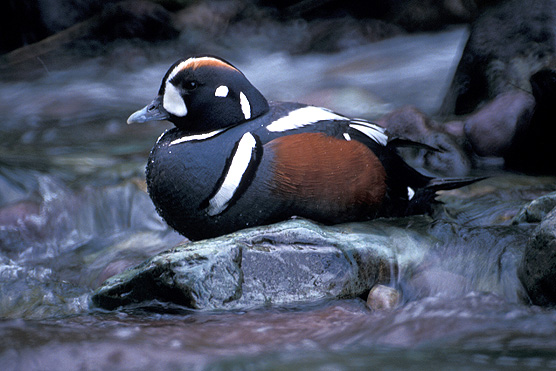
177;57;239;74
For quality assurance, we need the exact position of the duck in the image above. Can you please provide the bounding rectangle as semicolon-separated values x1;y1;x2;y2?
128;55;480;241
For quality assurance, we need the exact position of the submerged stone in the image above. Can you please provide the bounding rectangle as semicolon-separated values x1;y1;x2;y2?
513;191;556;224
92;216;532;311
519;208;556;306
367;284;400;311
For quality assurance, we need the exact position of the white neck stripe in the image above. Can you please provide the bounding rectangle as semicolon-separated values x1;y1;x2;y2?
169;129;225;146
206;132;257;216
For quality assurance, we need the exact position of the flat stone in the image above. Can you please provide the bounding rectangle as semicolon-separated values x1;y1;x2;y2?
91;215;532;311
91;217;430;310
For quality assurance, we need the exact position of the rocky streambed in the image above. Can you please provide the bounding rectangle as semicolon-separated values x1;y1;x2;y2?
90;180;556;312
3;0;556;369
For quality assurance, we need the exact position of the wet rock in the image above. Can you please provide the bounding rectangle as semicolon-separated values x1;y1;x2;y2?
411;221;531;303
367;284;400;310
302;18;405;53
92;216;532;311
92;218;405;310
513;191;556;224
440;0;556;115
519;208;556;306
406;267;470;298
1;0;179;76
388;0;478;32
1;0;51;53
504;70;556;174
378;105;430;139
92;1;180;43
378;106;471;176
267;0;477;32
0;201;41;226
0;256;90;319
463;90;535;157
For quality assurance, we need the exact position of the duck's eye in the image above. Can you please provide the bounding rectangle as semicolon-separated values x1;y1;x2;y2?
185;81;197;90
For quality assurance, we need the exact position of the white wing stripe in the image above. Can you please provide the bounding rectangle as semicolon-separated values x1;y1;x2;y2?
266;106;349;132
349;121;388;146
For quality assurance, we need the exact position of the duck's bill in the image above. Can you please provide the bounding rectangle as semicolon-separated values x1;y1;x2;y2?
127;96;170;124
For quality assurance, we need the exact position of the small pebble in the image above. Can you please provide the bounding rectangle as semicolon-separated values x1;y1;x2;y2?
366;284;400;311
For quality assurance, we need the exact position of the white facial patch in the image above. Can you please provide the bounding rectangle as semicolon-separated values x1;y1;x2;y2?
206;132;257;216
266;106;349;132
163;83;187;117
349;120;388;146
215;85;229;98
240;92;251;120
343;133;352;141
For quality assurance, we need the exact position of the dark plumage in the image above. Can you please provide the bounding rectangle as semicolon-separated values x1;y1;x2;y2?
128;55;480;240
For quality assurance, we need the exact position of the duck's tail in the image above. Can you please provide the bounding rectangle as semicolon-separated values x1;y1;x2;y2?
406;176;487;216
425;177;487;192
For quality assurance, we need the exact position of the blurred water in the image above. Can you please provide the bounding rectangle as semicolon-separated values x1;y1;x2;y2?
2;25;556;370
3;295;556;370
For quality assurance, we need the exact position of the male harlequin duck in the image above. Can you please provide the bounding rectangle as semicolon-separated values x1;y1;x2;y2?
128;55;479;241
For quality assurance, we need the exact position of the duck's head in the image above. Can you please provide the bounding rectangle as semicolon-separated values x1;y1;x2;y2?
127;56;269;133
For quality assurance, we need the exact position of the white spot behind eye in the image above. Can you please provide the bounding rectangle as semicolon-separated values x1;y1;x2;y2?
215;85;229;97
343;133;351;141
240;92;251;120
163;83;187;117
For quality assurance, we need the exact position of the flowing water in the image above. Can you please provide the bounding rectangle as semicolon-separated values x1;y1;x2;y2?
2;26;556;370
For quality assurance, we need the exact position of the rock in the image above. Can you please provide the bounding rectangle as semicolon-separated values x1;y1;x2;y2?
1;0;179;77
519;208;556;306
461;69;556;174
267;0;477;31
513;191;556;224
302;18;406;53
92;218;405;310
378;106;471;176
0;201;41;226
440;0;556;115
411;221;530;303
92;216;531;311
367;284;400;310
463;90;535;157
405;267;470;298
388;0;478;32
504;70;556;174
91;0;180;43
378;105;430;139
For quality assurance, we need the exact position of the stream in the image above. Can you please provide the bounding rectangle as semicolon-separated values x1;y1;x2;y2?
2;26;556;370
